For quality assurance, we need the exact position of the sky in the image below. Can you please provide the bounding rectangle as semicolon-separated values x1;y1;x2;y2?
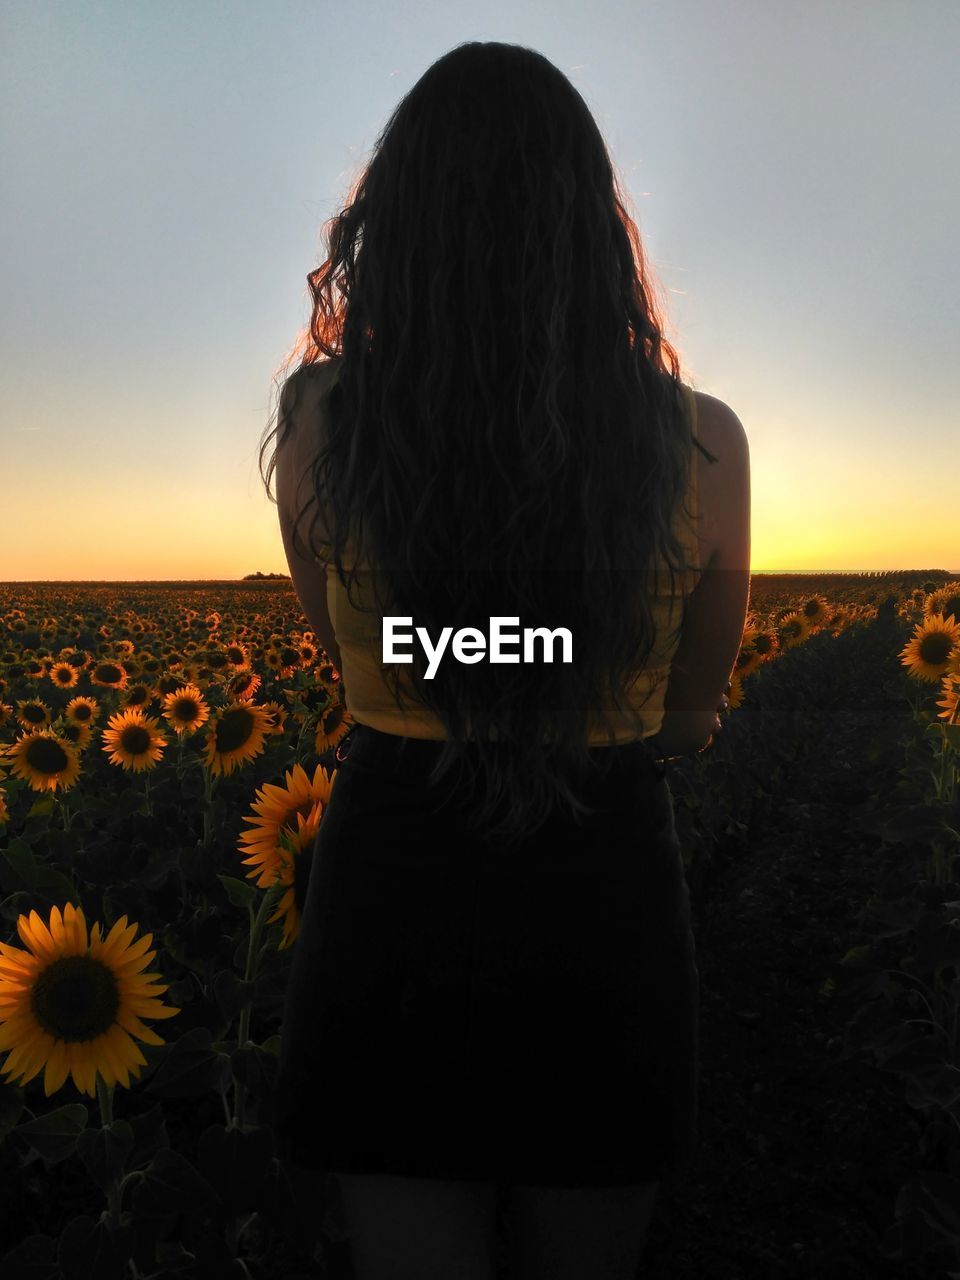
2;0;957;580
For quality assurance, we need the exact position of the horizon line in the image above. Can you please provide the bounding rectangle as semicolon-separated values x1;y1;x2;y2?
2;569;958;585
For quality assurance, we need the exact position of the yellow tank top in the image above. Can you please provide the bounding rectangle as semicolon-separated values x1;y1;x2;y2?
315;382;703;745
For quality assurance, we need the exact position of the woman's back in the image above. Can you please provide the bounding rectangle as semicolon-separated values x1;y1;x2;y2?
280;358;748;751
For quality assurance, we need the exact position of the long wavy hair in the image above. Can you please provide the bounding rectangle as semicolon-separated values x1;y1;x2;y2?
260;40;714;847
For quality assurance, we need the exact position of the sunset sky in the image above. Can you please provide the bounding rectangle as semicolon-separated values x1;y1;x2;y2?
3;0;957;580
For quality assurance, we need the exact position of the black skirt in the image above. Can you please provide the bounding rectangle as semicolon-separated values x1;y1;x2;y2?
273;722;700;1189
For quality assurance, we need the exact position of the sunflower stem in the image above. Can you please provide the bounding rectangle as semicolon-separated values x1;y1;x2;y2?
232;887;279;1132
294;713;309;766
96;1076;123;1228
202;766;216;847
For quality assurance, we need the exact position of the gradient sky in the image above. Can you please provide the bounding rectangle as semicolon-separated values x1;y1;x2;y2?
2;0;957;580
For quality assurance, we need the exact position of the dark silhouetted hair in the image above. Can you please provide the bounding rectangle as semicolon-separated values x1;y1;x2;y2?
260;40;714;847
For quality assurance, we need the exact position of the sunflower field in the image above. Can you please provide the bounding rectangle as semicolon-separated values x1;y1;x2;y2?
0;571;958;1278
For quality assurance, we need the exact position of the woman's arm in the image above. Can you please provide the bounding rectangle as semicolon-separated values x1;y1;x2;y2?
275;371;345;675
651;400;751;760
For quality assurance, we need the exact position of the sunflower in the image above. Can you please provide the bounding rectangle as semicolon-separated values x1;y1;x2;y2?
55;719;93;752
800;596;829;627
900;612;960;683
276;645;304;678
228;670;261;702
89;661;128;691
0;793;7;824
284;684;335;716
48;663;80;691
268;801;329;950
4;731;82;792
161;684;210;736
298;640;319;665
777;612;812;650
121;683;156;712
223;643;250;671
733;647;763;679
314;701;354;754
935;673;960;723
0;904;180;1097
260;700;287;736
101;709;168;772
201;700;274;777
925;582;960;626
238;761;336;884
64;695;99;727
15;699;52;733
0;703;11;729
316;662;342;689
727;670;745;709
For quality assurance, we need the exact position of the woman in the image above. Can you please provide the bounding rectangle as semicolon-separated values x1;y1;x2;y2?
261;40;750;1280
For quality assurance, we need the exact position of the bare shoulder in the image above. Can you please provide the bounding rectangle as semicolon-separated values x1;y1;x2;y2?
276;362;342;525
281;357;343;419
692;390;749;465
690;391;750;570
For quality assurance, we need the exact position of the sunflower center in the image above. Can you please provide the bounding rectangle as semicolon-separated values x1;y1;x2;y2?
175;697;199;718
216;707;254;752
920;633;953;664
121;725;152;754
25;705;46;723
27;736;69;774
96;663;124;683
30;954;120;1042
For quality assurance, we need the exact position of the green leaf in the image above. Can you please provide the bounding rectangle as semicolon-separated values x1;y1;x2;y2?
116;789;144;817
217;874;259;910
77;1118;135;1194
58;1214;136;1280
126;1100;170;1169
0;1081;25;1142
34;864;78;898
145;1026;231;1098
213;969;256;1023
27;793;56;818
2;836;40;889
13;1103;89;1164
230;1043;279;1095
131;1147;222;1219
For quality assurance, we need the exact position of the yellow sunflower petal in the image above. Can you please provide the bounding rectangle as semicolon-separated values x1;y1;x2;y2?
43;1039;71;1096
